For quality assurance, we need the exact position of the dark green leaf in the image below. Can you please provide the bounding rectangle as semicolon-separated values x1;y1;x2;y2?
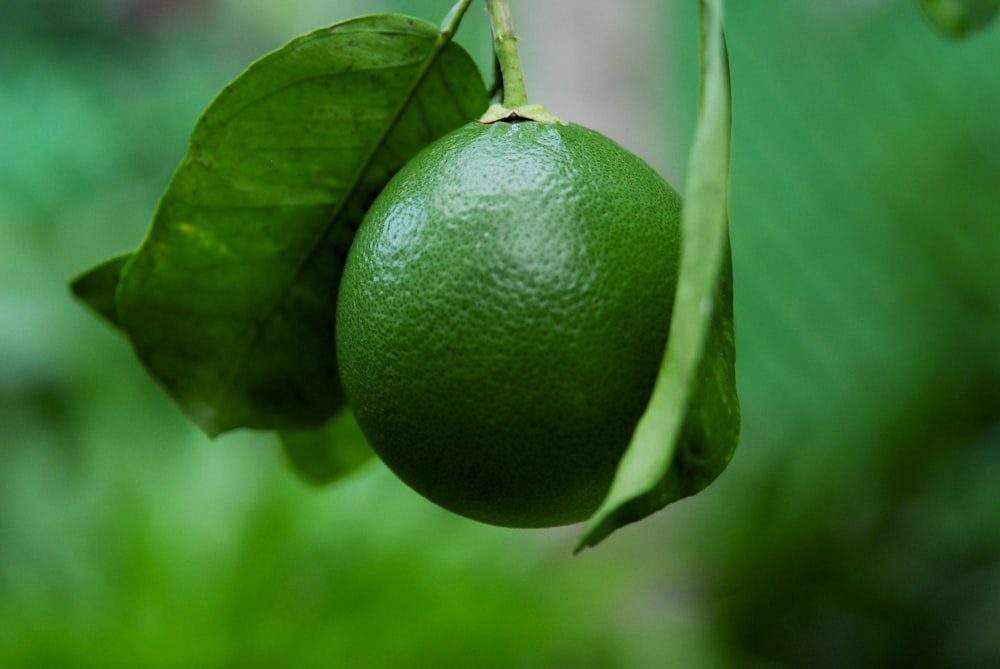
577;0;739;552
69;253;132;330
115;14;488;437
279;409;374;486
920;0;1000;37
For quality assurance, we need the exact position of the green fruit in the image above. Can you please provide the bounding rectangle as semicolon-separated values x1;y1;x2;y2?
336;119;681;527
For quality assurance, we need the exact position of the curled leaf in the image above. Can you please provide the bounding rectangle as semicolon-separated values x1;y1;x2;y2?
577;0;739;552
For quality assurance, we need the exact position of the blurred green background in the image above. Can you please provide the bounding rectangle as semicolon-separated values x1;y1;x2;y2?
2;0;998;667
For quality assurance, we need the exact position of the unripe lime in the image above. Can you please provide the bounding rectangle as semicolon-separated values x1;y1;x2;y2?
336;119;680;527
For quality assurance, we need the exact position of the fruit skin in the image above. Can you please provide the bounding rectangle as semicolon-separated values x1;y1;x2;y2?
336;120;681;527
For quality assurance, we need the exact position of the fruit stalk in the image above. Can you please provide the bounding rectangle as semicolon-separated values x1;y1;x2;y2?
486;0;530;107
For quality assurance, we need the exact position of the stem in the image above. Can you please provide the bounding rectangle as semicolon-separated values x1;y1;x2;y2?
487;0;530;107
440;0;475;38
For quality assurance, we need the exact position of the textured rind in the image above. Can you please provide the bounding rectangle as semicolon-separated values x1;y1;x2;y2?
336;121;681;527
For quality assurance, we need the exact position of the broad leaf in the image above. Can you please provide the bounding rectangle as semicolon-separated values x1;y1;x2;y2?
114;14;487;436
70;253;131;329
577;0;739;552
279;410;373;486
920;0;1000;37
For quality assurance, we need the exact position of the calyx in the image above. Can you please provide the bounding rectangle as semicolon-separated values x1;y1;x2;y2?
479;103;563;124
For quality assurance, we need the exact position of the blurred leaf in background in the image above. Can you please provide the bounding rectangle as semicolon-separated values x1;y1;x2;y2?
2;0;999;668
920;0;1000;38
680;1;1000;667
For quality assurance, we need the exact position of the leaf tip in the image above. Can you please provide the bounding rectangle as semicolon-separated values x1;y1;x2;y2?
185;401;228;439
68;253;133;331
572;536;594;556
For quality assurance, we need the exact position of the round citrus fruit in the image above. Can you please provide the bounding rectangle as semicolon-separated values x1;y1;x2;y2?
336;118;681;527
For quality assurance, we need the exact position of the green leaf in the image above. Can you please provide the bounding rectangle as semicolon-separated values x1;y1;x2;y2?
279;409;374;486
114;14;488;437
920;0;1000;37
577;0;739;552
69;253;132;330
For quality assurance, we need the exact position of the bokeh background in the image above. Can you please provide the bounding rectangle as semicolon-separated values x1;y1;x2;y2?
2;0;999;667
